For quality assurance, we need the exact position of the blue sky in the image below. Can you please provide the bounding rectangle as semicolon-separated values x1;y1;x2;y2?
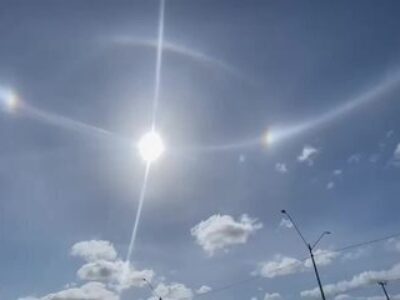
1;1;400;300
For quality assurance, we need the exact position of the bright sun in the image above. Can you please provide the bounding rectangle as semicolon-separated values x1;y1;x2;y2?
137;130;165;162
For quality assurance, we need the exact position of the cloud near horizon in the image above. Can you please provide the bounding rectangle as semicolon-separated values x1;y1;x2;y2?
301;262;400;299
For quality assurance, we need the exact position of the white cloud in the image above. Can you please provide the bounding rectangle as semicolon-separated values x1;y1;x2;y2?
196;285;212;295
301;262;400;299
327;182;335;190
394;144;400;160
298;146;319;165
77;260;153;290
275;163;288;174
257;250;338;279
347;154;362;164
39;282;119;300
71;240;117;262
150;283;193;300
191;214;262;256
279;218;293;229
19;240;157;300
333;169;343;176
334;294;400;300
334;295;352;300
341;248;369;261
386;238;400;252
264;293;283;300
304;249;339;267
239;154;247;163
257;255;305;278
369;154;380;163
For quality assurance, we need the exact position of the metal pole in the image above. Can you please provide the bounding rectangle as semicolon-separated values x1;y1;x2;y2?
281;210;329;300
308;244;326;300
378;281;390;300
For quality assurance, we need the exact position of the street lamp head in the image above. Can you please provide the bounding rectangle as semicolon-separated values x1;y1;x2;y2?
325;231;332;235
281;209;287;214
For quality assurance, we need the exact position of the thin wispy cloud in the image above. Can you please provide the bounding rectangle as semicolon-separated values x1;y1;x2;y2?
275;162;288;174
333;169;343;176
327;181;335;190
347;153;362;164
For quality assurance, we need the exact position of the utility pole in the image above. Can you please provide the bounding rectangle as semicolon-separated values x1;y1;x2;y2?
281;210;331;300
378;281;390;300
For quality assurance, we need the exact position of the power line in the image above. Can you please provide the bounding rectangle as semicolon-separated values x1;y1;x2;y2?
194;231;400;299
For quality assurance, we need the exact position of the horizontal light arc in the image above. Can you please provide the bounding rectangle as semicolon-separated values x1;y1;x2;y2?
109;36;254;85
21;103;113;138
269;70;400;145
0;91;130;144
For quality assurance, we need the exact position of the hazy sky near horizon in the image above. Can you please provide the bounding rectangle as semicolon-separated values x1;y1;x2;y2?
1;1;400;300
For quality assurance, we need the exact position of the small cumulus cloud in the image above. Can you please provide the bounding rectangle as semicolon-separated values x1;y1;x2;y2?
298;145;319;166
264;293;283;300
333;169;343;176
196;285;212;295
279;218;293;229
256;255;305;278
191;214;262;256
71;240;117;262
347;154;362;164
326;181;335;190
149;283;193;300
388;143;400;167
386;130;394;138
275;163;288;174
394;143;400;160
369;154;380;163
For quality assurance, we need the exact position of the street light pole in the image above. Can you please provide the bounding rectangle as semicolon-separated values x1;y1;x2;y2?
281;210;330;300
308;243;326;300
378;281;390;300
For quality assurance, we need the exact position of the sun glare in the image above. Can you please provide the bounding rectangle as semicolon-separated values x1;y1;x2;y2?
137;130;165;162
0;88;19;112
